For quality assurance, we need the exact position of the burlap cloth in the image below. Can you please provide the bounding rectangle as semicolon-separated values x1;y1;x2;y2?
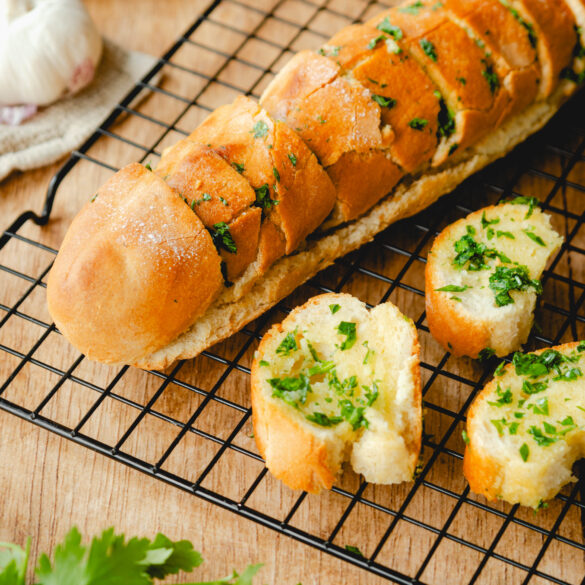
0;39;157;182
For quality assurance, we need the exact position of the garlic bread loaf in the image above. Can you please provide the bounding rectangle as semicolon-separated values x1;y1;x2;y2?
425;199;563;359
251;293;421;493
464;342;585;507
46;0;585;369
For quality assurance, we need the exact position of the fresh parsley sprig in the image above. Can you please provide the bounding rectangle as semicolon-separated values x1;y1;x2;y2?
0;528;262;585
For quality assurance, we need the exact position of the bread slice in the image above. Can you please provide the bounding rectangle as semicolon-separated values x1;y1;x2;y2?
250;293;421;494
464;342;585;508
425;199;563;359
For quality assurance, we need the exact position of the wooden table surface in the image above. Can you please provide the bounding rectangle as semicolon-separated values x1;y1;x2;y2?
1;1;585;584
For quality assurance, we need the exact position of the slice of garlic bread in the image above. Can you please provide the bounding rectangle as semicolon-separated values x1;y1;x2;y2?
425;198;563;359
464;342;585;507
251;293;421;494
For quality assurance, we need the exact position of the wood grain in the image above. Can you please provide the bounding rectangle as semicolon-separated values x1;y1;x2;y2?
1;1;584;584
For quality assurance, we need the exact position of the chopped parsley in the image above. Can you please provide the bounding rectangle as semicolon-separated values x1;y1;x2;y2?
337;321;357;351
488;265;542;306
376;17;403;40
420;39;437;62
306;412;343;426
522;229;546;247
288;153;297;167
409;118;428;130
519;442;530;461
219;196;229;206
462;429;470;445
254;184;278;211
497;231;515;239
345;545;364;557
329;303;341;314
250;120;269;139
479;347;496;361
435;284;471;292
513;348;578;379
232;162;245;173
273;167;280;182
505;195;539;218
367;34;387;50
372;94;397;108
482;61;499;94
259;360;270;367
339;399;368;430
488;383;513;407
399;1;425;15
436;95;456;139
481;212;500;229
269;374;311;407
144;162;153;171
452;234;510;271
276;331;298;356
210;222;237;254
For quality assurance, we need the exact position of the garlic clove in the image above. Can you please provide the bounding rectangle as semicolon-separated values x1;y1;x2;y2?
0;0;103;107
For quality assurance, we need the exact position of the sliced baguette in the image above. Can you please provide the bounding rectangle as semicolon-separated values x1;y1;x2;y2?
464;342;585;508
250;293;421;494
425;199;563;359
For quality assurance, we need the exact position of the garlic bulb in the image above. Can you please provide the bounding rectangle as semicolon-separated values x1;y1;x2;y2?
0;0;103;107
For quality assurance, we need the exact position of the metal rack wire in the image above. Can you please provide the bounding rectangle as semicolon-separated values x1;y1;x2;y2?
1;0;585;583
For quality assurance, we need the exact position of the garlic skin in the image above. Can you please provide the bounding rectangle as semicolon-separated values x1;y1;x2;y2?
0;0;103;107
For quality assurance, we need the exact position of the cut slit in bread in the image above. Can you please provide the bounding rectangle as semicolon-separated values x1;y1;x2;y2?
250;293;422;493
425;199;563;359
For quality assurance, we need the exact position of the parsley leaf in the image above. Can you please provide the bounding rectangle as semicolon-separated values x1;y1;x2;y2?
276;332;297;356
519;442;530;462
523;229;546;247
288;153;297;167
435;284;471;292
419;39;437;61
488;265;542;306
306;412;343;426
337;321;357;350
453;234;510;271
376;17;403;39
371;94;397;108
211;222;237;254
399;1;425;15
250;121;268;139
268;375;311;407
368;34;387;49
189;564;264;585
0;540;29;585
254;184;278;211
409;118;428;130
505;195;540;218
329;303;341;314
35;527;204;585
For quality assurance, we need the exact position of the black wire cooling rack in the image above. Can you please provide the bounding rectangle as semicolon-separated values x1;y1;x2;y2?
2;0;585;583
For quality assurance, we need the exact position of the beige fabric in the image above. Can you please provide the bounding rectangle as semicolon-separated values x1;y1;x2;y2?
0;39;157;182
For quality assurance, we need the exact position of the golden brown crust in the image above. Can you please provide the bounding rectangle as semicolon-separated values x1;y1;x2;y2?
260;50;403;223
425;254;491;359
515;0;577;97
46;163;223;364
327;24;441;172
251;324;337;494
155;140;255;227
367;3;512;158
327;150;402;221
220;207;262;282
189;95;335;259
443;0;541;120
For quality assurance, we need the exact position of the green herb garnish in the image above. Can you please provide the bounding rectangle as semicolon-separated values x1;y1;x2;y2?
376;17;403;39
276;331;298;356
409;118;429;130
519;442;530;461
436;284;471;292
488;265;542;306
372;94;397;108
254;184;278;211
306;412;343;426
288;153;297;167
522;229;546;246
211;222;237;254
420;39;437;61
399;1;425;15
337;321;357;351
250;120;269;139
329;304;341;314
